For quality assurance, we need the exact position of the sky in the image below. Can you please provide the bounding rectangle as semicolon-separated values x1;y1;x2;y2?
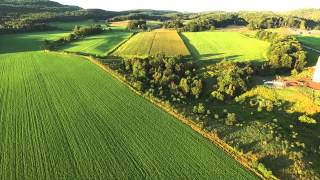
55;0;320;12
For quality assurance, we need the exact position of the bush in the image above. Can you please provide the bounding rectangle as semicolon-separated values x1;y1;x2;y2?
211;91;225;101
193;103;206;114
257;99;274;112
133;81;144;91
198;103;206;114
257;163;273;178
298;115;317;124
225;113;236;126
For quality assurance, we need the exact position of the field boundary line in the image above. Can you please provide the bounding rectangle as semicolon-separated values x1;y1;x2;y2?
84;56;275;180
108;32;138;56
148;32;157;55
302;45;320;54
178;32;196;59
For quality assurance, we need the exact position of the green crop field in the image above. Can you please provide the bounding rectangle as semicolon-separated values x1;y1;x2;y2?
59;31;132;56
114;30;190;57
0;32;256;179
181;32;269;63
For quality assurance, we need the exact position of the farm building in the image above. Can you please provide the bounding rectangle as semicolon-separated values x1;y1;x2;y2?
312;57;320;83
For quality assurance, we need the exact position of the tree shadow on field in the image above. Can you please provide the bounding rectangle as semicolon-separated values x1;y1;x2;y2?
238;140;259;153
179;33;202;59
0;31;66;54
259;155;294;177
197;54;242;67
180;32;251;67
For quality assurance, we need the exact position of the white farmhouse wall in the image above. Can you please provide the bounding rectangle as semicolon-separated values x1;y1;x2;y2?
313;57;320;83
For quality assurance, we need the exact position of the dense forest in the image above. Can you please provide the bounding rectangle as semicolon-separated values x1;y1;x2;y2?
0;0;119;33
176;11;320;31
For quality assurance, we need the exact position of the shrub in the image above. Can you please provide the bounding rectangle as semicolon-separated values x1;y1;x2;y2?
193;103;206;114
225;113;236;126
133;81;144;91
298;115;317;124
211;91;225;101
257;163;273;178
191;79;203;99
198;103;206;114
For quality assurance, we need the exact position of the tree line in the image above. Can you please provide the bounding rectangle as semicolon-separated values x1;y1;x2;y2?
255;30;307;73
162;12;320;32
127;20;147;31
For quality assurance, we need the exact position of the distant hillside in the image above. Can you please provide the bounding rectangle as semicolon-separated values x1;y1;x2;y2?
286;9;320;21
0;0;81;14
0;0;49;2
0;0;48;1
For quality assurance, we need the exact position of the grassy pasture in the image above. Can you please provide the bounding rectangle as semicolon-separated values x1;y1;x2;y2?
59;31;132;56
114;30;190;57
0;32;256;179
181;32;269;64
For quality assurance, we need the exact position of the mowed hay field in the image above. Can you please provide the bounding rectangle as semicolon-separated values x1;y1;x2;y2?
296;35;320;51
59;31;132;56
0;32;256;179
114;30;190;57
296;35;320;66
181;32;269;62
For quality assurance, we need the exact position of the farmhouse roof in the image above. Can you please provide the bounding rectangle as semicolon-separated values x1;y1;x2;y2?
312;56;320;83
